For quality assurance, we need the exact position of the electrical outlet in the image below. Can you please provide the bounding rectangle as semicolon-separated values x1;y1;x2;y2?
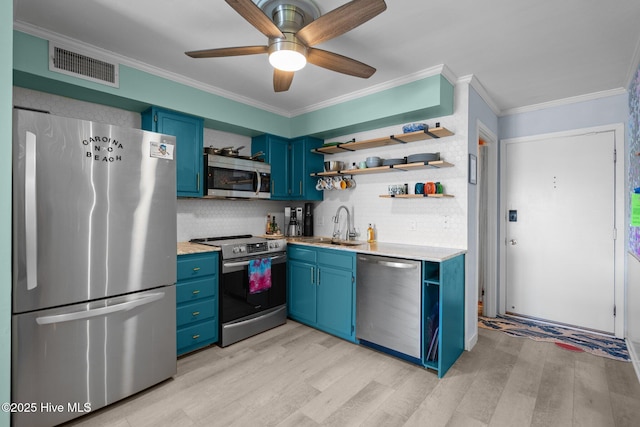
409;221;417;231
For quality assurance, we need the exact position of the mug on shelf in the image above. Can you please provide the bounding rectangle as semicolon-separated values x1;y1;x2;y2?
414;182;424;194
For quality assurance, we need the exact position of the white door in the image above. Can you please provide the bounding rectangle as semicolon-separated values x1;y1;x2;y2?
505;131;616;333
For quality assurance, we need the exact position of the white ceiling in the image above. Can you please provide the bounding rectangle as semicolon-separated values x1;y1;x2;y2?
13;0;640;117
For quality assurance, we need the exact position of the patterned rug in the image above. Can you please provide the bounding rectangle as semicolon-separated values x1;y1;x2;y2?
478;315;630;362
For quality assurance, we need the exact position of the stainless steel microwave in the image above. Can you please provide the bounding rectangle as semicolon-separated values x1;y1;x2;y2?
205;154;271;199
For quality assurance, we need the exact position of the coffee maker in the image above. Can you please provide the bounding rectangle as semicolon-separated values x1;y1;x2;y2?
303;203;314;236
286;207;299;237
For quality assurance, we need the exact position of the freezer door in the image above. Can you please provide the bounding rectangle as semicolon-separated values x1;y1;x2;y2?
11;286;177;427
12;110;177;313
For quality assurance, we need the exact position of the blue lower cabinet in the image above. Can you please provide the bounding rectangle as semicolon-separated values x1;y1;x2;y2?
422;254;465;378
287;245;356;342
177;251;219;356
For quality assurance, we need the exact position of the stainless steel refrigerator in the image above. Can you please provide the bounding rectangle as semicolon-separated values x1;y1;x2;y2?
11;109;178;427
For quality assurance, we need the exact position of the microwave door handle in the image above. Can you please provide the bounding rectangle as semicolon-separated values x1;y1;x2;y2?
25;131;38;290
254;169;260;196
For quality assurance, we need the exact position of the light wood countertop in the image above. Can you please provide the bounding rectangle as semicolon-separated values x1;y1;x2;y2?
177;242;220;256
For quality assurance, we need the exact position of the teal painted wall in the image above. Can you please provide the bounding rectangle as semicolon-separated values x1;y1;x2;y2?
14;31;453;140
290;75;454;139
1;3;12;426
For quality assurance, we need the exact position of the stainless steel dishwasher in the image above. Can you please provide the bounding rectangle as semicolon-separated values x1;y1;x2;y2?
356;254;422;360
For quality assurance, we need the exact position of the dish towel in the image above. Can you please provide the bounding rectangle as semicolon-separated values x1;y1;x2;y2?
249;257;272;294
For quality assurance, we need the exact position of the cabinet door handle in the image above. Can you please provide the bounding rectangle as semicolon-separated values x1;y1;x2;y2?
192;290;200;295
299;180;302;194
197;173;200;191
310;267;315;284
193;267;201;271
192;334;200;340
317;269;320;285
192;311;200;316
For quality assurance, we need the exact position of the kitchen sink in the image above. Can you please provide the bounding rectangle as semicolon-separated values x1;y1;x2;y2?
290;236;365;246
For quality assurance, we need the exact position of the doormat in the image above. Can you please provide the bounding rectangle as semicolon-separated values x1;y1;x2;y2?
478;315;630;362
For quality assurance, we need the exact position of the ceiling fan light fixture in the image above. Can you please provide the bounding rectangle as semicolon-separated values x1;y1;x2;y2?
268;32;307;71
269;49;306;71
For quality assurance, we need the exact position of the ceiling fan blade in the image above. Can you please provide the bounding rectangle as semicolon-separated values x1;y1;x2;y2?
307;48;376;78
185;46;269;58
274;69;294;92
296;0;387;47
225;0;285;39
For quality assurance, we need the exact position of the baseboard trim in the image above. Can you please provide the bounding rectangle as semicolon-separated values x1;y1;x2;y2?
626;338;640;383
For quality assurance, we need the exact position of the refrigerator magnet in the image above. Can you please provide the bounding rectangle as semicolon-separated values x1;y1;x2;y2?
150;140;175;160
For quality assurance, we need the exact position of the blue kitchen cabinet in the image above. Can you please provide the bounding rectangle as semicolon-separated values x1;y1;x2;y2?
252;134;323;201
142;107;204;197
288;259;317;325
176;251;219;356
290;136;324;200
422;254;465;378
287;245;356;342
252;134;289;199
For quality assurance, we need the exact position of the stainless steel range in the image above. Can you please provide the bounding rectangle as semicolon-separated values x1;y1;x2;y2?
190;235;287;346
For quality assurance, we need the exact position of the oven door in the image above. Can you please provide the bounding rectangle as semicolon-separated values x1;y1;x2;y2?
206;164;270;199
220;252;286;325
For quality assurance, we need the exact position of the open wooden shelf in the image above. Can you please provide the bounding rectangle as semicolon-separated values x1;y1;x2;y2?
310;160;454;177
312;127;454;155
379;194;454;198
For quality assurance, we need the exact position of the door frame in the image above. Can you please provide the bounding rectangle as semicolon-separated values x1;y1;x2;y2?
475;120;499;318
499;123;625;337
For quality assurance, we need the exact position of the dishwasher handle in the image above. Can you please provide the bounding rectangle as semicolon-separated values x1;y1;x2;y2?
358;256;418;269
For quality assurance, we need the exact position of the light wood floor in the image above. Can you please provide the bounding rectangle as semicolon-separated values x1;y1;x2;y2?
65;320;640;427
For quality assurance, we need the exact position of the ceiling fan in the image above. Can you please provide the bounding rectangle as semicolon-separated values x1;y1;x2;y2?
185;0;387;92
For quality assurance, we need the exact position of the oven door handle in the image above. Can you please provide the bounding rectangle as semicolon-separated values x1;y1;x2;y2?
223;254;286;268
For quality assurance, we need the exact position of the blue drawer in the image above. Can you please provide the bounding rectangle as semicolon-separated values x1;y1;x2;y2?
177;319;217;354
177;252;218;281
317;249;354;270
176;277;216;304
177;298;217;327
288;245;317;263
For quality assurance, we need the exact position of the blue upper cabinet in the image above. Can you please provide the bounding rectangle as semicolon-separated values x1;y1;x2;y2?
290;137;324;201
142;107;204;198
252;134;323;201
253;134;289;199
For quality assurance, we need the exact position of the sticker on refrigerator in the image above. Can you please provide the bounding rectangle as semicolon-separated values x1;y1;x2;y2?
150;140;174;160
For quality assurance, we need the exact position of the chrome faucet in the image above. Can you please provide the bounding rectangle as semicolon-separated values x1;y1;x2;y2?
332;205;356;241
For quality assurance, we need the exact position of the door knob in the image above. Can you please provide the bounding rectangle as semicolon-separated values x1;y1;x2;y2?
509;239;517;245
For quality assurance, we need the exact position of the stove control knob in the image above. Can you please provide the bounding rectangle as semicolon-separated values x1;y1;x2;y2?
239;247;246;253
232;247;240;254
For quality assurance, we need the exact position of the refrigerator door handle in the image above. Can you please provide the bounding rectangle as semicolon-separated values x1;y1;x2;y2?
35;291;166;325
25;131;38;290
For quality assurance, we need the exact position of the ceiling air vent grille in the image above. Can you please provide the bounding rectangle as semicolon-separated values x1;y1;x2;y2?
49;43;119;88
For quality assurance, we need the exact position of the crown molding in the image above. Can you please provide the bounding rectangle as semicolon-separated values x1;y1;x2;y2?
501;87;628;116
456;74;501;116
13;21;292;117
